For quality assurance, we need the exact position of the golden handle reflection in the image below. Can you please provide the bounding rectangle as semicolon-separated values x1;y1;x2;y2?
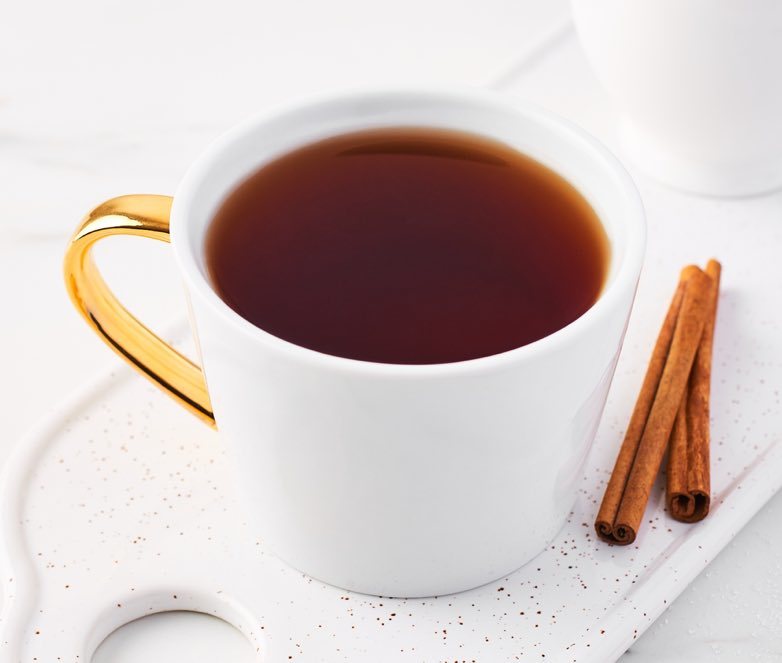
63;194;215;428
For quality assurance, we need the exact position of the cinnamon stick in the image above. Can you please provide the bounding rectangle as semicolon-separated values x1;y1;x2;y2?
596;266;713;544
667;260;721;522
595;267;693;543
667;399;691;516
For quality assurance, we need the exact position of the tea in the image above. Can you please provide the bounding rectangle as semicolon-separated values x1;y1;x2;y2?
205;128;609;364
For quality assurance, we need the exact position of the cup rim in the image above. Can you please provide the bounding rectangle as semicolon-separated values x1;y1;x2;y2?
170;87;646;376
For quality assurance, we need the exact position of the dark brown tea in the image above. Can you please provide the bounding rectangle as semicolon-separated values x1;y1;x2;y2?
205;128;609;364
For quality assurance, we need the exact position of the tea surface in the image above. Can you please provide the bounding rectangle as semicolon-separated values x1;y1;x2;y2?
205;128;609;364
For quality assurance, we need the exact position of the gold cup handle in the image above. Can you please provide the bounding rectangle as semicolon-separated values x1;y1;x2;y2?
64;194;215;428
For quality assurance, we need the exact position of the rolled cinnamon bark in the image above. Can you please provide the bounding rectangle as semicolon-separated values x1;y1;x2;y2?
667;260;721;522
596;267;696;543
667;399;692;517
596;266;713;544
595;265;700;544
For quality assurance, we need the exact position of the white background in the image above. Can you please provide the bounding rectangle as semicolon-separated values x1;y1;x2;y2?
2;1;780;660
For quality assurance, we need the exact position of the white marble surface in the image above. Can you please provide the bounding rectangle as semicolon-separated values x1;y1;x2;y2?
2;1;780;661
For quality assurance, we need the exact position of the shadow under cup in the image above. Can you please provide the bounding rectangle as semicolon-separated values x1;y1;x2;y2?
167;90;646;597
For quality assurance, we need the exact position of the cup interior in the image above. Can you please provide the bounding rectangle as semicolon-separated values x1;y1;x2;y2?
171;89;645;366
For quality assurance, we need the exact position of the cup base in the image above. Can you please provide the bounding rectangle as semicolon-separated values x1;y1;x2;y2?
619;119;782;198
264;504;572;599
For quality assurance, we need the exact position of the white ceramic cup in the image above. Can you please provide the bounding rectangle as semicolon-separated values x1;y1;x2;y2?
64;89;645;597
571;0;782;197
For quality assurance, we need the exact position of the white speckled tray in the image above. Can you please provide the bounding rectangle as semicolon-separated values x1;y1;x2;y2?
4;25;782;663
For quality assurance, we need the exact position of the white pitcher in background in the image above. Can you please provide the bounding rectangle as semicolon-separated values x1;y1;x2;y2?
572;0;782;197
